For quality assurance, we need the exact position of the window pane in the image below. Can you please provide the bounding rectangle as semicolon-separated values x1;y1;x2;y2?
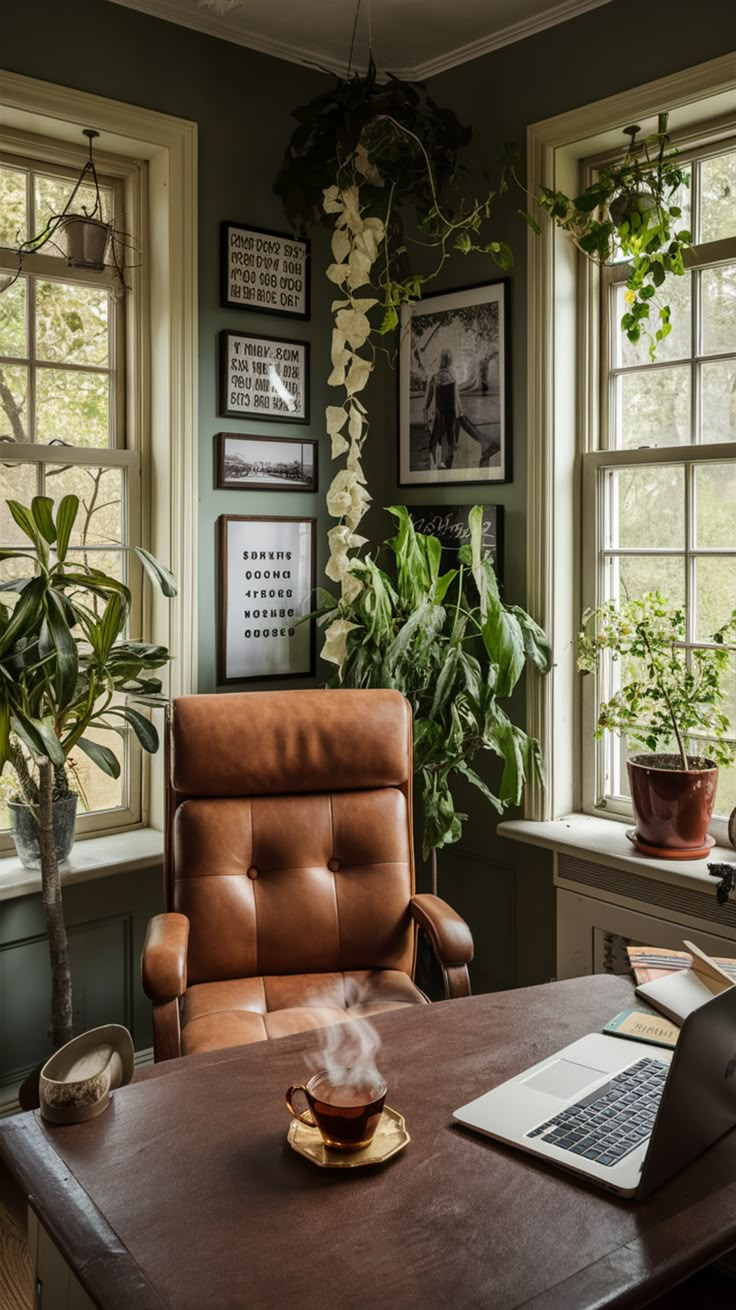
68;725;124;816
607;554;685;609
700;360;736;443
0;363;28;442
34;174;113;256
0;549;34;605
616;367;690;448
46;465;123;547
614;274;691;368
607;465;684;549
700;264;736;356
35;367;109;447
0;277;27;358
694;556;736;640
694;462;736;548
0;165;27;247
713;761;736;820
35;280;109;367
700;151;736;243
0;462;37;543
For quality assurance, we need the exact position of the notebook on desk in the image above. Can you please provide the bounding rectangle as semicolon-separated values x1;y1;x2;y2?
634;940;734;1025
453;984;736;1198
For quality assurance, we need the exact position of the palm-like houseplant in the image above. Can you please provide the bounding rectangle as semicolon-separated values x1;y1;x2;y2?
0;494;176;1049
317;506;550;888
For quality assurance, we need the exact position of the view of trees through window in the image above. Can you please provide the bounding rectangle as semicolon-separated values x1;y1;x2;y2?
595;143;736;820
0;151;131;836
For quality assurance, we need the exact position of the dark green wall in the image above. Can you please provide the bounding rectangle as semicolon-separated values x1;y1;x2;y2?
2;0;733;1004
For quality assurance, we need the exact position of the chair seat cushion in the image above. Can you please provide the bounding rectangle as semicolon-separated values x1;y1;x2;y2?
180;970;428;1056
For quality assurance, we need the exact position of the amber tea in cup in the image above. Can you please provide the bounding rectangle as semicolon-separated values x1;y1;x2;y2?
285;1069;387;1151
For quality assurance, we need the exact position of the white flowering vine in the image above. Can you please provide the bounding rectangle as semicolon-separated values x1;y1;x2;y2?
321;180;385;665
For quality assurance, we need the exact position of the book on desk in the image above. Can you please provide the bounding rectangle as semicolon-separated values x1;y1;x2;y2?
634;940;735;1026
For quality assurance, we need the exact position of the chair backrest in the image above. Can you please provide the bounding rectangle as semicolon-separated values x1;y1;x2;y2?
165;689;417;984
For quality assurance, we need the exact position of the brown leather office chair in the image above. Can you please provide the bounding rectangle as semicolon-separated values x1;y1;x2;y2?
141;688;474;1061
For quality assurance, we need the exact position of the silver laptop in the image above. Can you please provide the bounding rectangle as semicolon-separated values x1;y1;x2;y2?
453;984;736;1198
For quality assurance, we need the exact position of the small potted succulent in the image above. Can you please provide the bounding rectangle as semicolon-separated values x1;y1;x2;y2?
578;593;736;858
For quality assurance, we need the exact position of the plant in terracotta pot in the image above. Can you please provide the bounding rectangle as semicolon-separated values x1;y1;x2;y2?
0;493;176;1049
578;593;736;858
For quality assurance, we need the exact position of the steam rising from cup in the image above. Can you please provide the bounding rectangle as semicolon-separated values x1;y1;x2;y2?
305;980;383;1090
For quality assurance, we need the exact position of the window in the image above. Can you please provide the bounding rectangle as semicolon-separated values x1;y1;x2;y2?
0;141;143;847
582;133;736;834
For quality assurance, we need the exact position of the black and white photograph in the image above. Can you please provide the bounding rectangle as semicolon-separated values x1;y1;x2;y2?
216;434;318;492
405;504;504;582
221;223;310;318
218;515;315;684
399;281;509;486
220;330;309;423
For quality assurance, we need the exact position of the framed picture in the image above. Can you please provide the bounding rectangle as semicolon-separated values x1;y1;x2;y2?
218;515;316;684
399;280;510;486
221;222;310;318
405;505;504;584
220;330;309;424
216;434;318;492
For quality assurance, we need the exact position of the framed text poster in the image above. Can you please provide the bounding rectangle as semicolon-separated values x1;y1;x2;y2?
405;504;504;583
221;223;310;318
218;515;316;684
220;331;309;423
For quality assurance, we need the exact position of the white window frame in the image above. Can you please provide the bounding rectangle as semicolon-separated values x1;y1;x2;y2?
525;54;736;843
0;71;198;852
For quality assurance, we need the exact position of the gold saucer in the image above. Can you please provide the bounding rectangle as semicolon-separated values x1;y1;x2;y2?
287;1106;409;1169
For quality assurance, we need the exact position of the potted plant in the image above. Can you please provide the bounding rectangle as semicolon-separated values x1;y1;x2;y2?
315;506;550;888
0;493;176;1051
507;114;691;361
578;593;736;858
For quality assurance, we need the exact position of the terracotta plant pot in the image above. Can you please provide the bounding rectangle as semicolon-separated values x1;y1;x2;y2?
627;754;718;853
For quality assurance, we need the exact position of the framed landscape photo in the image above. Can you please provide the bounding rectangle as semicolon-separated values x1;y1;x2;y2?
220;330;309;424
221;222;310;318
218;515;316;684
216;434;318;492
399;280;510;486
405;504;504;583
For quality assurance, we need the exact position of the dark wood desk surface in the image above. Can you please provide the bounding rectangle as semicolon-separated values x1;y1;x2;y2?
2;975;735;1310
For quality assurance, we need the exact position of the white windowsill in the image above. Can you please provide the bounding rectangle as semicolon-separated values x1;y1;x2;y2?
0;828;164;902
498;814;735;895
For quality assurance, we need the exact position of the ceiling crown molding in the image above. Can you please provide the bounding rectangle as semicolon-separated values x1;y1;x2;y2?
107;0;614;80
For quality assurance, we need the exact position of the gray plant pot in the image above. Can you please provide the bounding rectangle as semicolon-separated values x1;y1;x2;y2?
58;215;111;270
8;796;78;869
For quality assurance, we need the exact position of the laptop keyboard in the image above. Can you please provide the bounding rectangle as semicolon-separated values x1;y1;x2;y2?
525;1056;669;1168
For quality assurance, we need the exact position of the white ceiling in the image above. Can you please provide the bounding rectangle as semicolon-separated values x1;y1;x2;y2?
107;0;613;80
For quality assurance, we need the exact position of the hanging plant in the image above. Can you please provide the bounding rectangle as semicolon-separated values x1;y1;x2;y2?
275;60;512;637
506;114;691;359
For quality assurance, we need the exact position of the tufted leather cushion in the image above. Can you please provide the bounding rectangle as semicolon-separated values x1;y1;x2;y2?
173;790;414;984
171;688;412;797
180;970;427;1055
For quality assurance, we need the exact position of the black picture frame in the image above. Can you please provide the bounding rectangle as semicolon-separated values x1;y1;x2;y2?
219;330;310;424
216;433;318;493
221;222;310;319
398;279;511;487
217;514;316;685
404;504;504;584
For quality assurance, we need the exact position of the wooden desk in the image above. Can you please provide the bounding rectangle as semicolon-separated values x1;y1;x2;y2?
2;976;735;1310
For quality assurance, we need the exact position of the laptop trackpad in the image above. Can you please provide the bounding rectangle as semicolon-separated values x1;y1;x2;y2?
523;1059;607;1098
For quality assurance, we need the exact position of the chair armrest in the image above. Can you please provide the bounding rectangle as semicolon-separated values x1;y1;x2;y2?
141;913;189;1004
410;894;474;1000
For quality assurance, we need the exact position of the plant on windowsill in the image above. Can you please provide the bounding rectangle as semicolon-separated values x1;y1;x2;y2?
507;114;691;360
577;592;736;860
314;506;551;891
0;494;176;1051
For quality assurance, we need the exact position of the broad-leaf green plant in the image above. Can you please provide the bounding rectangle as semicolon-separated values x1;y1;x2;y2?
577;592;736;771
0;494;176;1051
315;506;551;873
